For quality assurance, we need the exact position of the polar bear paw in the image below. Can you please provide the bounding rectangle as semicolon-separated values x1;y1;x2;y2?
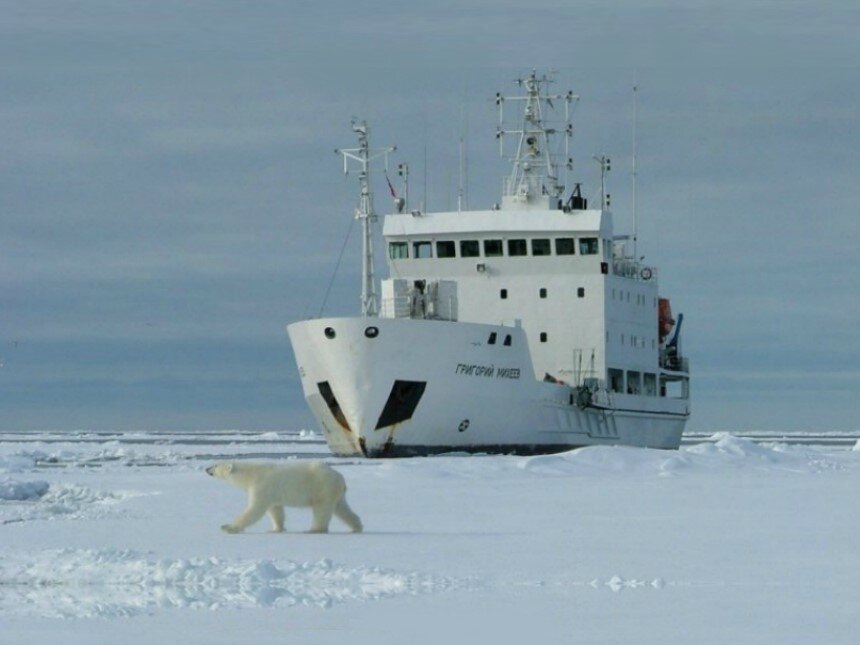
221;523;242;534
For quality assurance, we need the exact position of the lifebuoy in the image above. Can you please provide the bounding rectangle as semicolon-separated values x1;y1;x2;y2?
641;267;653;280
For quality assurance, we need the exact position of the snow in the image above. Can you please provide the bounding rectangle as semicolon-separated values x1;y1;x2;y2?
0;549;456;619
0;430;858;644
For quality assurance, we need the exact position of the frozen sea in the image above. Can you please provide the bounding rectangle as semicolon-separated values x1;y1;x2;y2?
1;429;858;644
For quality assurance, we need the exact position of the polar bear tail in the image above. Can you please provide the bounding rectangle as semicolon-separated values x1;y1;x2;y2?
334;497;363;533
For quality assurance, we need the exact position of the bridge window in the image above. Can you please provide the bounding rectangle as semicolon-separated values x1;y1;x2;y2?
436;241;456;258
503;335;512;346
488;332;497;345
484;239;503;257
388;242;408;259
413;241;432;259
508;239;527;256
531;239;551;256
539;288;547;298
500;289;508;299
579;237;599;255
539;332;548;342
577;287;585;298
460;240;480;257
555;237;575;255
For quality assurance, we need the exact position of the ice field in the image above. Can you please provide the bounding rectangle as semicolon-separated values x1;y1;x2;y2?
1;429;858;644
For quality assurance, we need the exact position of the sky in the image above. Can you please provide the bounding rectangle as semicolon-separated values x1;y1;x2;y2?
1;1;858;432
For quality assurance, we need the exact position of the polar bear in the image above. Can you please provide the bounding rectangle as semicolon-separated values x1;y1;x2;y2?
206;460;363;534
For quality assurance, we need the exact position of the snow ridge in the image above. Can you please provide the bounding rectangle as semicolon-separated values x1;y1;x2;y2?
521;433;843;477
0;549;458;619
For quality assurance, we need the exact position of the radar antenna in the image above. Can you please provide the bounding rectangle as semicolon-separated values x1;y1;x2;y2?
335;120;395;317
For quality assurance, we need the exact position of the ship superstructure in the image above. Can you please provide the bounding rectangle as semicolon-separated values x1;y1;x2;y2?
288;72;690;457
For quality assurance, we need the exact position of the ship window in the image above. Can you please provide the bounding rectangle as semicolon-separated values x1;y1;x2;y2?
608;368;624;393
579;237;599;255
484;239;503;257
539;332;548;342
388;242;408;259
643;373;657;396
503;334;512;346
460;240;480;257
508;239;527;256
436;241;456;258
626;371;642;394
555;238;575;255
500;289;508;299
531;239;551;256
488;332;497;345
539;288;547;298
413;241;432;258
577;287;585;298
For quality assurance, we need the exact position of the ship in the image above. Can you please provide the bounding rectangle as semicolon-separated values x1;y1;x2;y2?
287;72;690;457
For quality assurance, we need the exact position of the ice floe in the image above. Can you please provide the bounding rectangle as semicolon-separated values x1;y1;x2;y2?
0;454;37;475
0;479;49;501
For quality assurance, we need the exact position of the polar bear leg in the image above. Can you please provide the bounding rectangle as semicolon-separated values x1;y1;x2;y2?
267;505;285;532
309;501;335;533
334;497;363;533
222;494;268;533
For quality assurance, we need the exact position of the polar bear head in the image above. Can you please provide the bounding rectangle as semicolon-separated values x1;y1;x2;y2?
205;462;236;480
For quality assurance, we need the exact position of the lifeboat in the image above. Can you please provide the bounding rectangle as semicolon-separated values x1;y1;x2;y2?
658;298;675;343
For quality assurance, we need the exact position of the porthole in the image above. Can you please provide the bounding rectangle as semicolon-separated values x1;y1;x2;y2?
324;327;336;339
365;326;379;339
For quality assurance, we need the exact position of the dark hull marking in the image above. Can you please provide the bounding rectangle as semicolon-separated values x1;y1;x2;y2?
375;380;427;429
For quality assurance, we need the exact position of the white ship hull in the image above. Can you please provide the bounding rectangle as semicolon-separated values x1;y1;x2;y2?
288;317;687;457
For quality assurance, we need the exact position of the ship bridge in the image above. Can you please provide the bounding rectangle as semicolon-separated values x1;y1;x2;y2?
380;204;663;389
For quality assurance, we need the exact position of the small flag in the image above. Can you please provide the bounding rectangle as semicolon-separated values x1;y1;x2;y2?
385;172;397;198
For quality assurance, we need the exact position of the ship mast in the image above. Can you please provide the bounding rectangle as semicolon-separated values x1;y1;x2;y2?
496;71;577;207
336;120;395;317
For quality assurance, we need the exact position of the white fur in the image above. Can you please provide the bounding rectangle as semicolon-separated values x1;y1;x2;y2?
206;460;363;534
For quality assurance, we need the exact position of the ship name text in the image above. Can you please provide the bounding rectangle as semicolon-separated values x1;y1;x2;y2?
455;363;521;380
